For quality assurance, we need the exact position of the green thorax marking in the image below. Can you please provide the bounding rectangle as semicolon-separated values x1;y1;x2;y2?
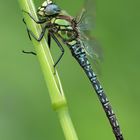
51;17;72;26
51;16;77;42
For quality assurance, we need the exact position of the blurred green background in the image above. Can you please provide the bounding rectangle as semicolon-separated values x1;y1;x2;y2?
0;0;140;139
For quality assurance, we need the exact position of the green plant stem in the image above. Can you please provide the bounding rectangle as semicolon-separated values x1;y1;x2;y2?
18;0;79;140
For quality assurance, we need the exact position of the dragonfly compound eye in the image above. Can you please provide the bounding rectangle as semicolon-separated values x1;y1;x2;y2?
45;4;61;16
37;1;61;17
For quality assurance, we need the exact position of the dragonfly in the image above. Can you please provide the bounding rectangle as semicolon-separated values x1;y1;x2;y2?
22;0;124;139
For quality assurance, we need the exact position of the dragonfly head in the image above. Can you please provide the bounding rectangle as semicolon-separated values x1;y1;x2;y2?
37;1;61;17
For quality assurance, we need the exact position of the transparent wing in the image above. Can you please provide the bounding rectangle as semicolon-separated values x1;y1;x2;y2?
80;34;103;75
76;0;103;74
80;31;103;61
76;0;96;31
77;0;102;59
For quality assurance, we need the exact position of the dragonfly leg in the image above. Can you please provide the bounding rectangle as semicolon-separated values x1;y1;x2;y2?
22;19;47;55
22;26;47;56
25;25;47;42
47;32;51;48
22;10;46;24
23;18;32;40
22;19;36;56
22;16;47;41
22;50;36;55
50;33;64;68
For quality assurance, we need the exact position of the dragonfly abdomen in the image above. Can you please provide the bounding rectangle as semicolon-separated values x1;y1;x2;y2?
69;41;124;140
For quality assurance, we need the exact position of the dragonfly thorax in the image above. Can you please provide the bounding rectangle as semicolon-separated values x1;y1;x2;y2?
51;17;78;44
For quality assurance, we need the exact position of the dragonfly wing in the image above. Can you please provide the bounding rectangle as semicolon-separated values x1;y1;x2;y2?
76;0;103;60
80;33;103;61
76;0;103;74
76;0;96;31
80;37;102;75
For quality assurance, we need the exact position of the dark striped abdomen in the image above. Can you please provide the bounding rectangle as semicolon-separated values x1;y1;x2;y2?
68;41;124;140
